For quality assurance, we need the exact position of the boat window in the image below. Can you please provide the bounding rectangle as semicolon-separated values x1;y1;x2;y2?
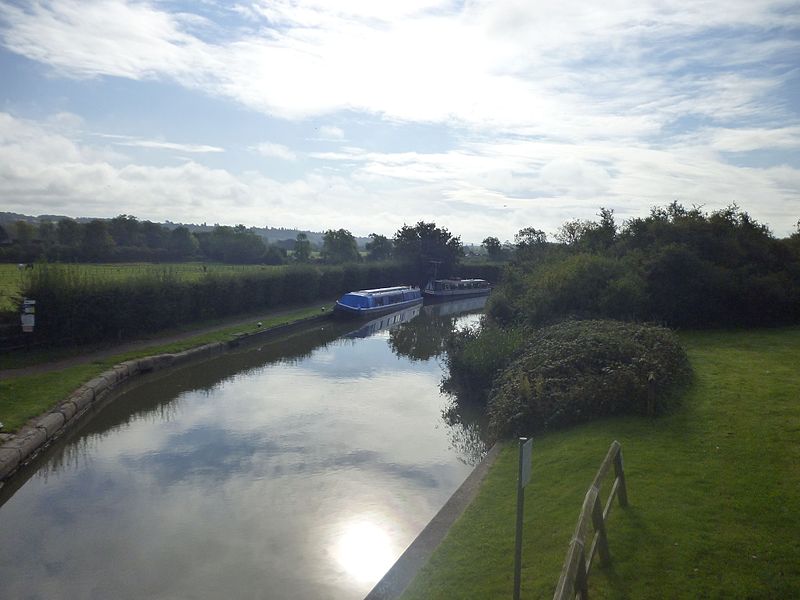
339;294;369;308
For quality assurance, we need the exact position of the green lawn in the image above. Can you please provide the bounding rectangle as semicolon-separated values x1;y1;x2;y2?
401;327;800;599
0;304;326;432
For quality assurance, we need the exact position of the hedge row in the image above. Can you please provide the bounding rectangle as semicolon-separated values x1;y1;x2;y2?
20;262;418;345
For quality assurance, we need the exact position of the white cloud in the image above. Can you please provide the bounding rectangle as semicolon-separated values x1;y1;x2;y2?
115;139;225;153
251;142;297;160
1;112;798;241
707;127;800;153
318;126;345;140
2;0;796;135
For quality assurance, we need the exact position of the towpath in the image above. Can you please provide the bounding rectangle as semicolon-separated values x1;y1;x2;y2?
0;300;332;380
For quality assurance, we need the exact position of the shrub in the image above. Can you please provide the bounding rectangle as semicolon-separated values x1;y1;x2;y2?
441;320;526;404
486;319;691;439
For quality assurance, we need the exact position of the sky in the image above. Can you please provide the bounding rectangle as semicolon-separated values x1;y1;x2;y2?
1;0;799;242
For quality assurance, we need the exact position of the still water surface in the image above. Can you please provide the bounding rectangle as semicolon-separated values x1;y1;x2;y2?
0;298;486;599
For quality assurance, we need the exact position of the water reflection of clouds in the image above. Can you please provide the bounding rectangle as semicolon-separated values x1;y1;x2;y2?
115;420;457;492
0;309;485;599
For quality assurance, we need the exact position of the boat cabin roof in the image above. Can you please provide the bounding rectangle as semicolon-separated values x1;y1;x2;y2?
434;278;488;284
350;285;416;297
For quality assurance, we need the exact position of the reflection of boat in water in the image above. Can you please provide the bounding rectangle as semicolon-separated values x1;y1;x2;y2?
423;278;492;302
344;304;422;338
423;295;488;317
334;286;423;318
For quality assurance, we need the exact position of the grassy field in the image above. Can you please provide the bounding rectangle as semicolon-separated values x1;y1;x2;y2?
401;327;800;599
0;262;285;311
0;304;327;432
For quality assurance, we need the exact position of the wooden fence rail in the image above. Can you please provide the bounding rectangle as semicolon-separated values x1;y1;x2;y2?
553;441;628;600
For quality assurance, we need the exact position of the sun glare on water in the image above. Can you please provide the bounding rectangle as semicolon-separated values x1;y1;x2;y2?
333;519;397;584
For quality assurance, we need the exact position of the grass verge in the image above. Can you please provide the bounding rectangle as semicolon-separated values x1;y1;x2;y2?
0;304;328;432
401;327;800;599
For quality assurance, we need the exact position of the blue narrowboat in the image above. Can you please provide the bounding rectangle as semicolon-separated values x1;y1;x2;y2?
334;285;423;318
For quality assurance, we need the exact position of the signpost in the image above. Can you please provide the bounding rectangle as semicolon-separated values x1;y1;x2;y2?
514;437;533;600
21;298;36;333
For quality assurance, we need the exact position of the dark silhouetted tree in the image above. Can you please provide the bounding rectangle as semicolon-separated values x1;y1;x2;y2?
365;233;392;261
482;236;504;260
393;221;463;284
293;232;311;262
57;218;81;247
168;226;199;259
322;228;360;263
81;219;115;260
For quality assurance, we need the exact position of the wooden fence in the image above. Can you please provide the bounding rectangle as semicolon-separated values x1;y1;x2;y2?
553;441;628;600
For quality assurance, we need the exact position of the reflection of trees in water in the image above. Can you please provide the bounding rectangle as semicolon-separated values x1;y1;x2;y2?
388;310;458;361
387;301;493;464
441;396;489;466
388;297;488;362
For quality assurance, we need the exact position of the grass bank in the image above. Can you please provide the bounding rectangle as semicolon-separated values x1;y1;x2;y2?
0;304;328;433
401;327;800;599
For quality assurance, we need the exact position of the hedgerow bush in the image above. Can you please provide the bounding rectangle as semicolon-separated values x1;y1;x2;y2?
486;319;691;439
20;261;415;345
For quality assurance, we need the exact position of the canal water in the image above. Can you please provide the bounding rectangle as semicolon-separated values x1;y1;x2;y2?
0;298;487;599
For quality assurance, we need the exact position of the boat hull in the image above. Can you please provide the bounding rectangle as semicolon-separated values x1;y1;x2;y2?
422;288;491;303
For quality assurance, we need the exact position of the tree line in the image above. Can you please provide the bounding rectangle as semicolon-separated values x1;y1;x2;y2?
488;203;800;328
0;215;470;275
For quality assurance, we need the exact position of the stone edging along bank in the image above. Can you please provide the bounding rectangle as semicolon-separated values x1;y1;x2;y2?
0;313;332;484
365;441;503;600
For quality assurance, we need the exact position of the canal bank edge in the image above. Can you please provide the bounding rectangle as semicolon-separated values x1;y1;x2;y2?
365;441;503;600
0;313;333;485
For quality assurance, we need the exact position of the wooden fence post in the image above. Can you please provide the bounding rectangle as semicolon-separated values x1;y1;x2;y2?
575;545;589;600
613;448;628;508
591;493;611;567
552;441;630;600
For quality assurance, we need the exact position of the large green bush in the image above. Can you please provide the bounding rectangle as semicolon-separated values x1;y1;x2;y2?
486;319;691;439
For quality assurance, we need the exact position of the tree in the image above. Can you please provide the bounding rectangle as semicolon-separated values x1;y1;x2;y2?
293;232;311;263
322;228;360;263
482;236;504;260
580;207;617;251
393;221;463;282
365;233;392;261
109;215;142;247
513;228;547;248
202;225;265;263
554;219;590;246
12;220;35;244
168;226;199;259
263;244;287;265
57;218;82;247
0;224;8;245
38;221;57;245
141;221;168;249
81;219;115;260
